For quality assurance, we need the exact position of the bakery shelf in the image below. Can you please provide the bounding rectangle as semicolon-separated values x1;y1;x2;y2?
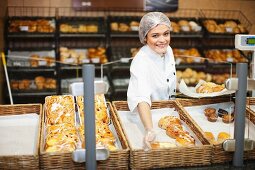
7;33;55;38
200;10;252;38
176;64;206;70
7;67;56;72
11;91;57;96
59;33;105;38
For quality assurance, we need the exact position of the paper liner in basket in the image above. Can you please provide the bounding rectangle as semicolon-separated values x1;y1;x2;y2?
179;79;235;98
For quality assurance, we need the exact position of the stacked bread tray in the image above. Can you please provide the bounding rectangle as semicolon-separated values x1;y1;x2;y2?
39;95;129;169
177;97;255;163
0;104;42;169
112;100;211;169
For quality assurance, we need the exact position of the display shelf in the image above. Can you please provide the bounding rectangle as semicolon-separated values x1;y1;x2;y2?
200;10;252;39
59;33;105;38
11;91;57;96
7;67;56;72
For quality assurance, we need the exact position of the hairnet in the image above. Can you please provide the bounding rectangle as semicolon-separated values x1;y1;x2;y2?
139;12;171;44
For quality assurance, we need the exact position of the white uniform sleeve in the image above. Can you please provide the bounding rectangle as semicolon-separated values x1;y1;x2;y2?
127;55;152;113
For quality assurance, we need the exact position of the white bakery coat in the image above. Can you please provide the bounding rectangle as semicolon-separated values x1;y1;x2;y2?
127;45;176;113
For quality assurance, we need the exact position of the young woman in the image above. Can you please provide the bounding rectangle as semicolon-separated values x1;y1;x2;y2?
127;12;176;150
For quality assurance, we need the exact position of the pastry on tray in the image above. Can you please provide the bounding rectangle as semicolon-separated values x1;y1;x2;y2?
176;133;195;146
204;131;215;143
217;132;231;143
196;82;225;93
151;142;176;149
158;115;181;130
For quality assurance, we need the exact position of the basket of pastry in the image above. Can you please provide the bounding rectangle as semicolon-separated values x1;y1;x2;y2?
112;100;212;169
169;18;203;37
59;17;104;34
173;47;205;65
109;16;141;33
202;19;249;37
176;97;255;163
8;18;55;34
0;104;42;169
40;95;129;169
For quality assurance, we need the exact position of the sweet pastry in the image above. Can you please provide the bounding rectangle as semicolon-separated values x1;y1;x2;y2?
204;108;216;117
176;133;195;146
218;108;229;117
217;132;231;143
222;114;234;123
207;114;218;122
196;82;225;93
158;115;181;130
30;54;40;67
166;124;186;139
204;132;215;143
151;142;176;149
111;22;118;31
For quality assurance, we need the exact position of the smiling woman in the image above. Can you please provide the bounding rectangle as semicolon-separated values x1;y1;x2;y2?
127;12;177;151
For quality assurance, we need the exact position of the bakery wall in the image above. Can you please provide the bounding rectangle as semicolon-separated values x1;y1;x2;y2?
6;0;255;33
0;0;7;104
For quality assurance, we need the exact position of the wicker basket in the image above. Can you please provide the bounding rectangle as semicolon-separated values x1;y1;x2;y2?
0;104;42;169
39;102;129;169
112;100;211;169
177;97;255;163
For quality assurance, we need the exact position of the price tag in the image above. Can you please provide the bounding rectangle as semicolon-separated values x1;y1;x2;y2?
19;26;29;32
120;58;131;63
65;58;75;64
181;26;190;32
91;58;100;63
13;61;22;66
194;58;201;63
81;59;90;63
227;57;233;62
226;27;233;33
39;60;47;66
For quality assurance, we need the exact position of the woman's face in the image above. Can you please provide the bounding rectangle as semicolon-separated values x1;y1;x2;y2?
145;24;170;55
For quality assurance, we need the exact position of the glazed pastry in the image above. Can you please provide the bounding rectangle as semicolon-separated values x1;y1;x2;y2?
218;108;229;117
204;108;216;117
222;114;234;123
196;82;225;93
158;115;181;130
217;132;231;143
166;124;186;139
176;133;195;146
204;131;215;143
207;114;218;122
151;142;176;149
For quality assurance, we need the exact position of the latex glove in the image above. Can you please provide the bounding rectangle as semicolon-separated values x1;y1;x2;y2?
143;129;156;151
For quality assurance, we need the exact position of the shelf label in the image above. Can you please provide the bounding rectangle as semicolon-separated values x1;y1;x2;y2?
65;58;75;64
19;26;29;32
13;61;22;66
226;27;233;33
120;58;131;63
91;58;100;63
227;57;233;62
194;58;201;63
39;60;47;66
81;59;90;63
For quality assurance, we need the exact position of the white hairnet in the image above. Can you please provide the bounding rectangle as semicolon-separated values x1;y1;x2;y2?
139;12;171;44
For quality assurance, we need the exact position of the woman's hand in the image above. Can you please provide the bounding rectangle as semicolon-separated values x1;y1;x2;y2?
143;129;156;151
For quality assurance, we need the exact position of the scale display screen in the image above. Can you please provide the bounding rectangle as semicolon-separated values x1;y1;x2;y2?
247;38;255;45
235;34;255;50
